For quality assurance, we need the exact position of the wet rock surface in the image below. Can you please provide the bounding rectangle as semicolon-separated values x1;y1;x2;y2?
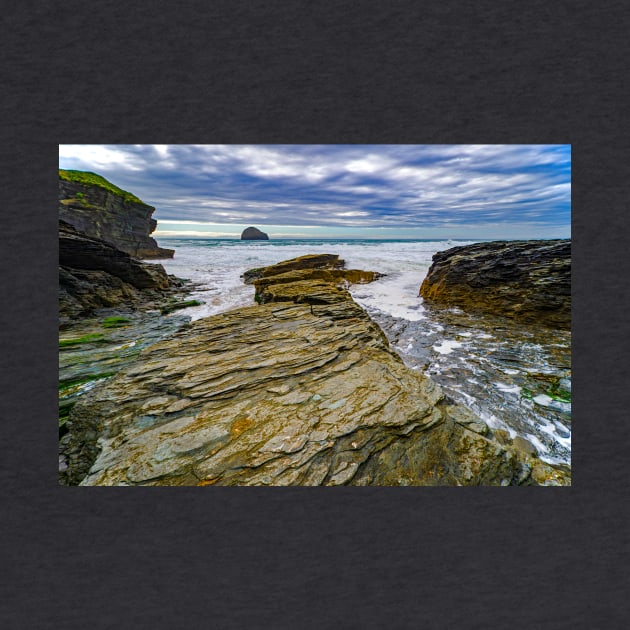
59;174;174;259
361;302;571;465
59;221;189;324
63;255;569;486
244;254;383;305
58;310;191;447
419;240;571;329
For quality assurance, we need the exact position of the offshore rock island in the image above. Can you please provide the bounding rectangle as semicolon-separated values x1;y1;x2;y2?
59;170;570;486
241;226;269;240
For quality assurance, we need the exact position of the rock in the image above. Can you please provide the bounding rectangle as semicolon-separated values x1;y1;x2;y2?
59;170;174;259
254;270;383;306
59;220;183;322
511;436;538;457
445;404;489;436
257;279;351;305
530;462;571;486
60;221;170;290
243;254;344;283
64;256;568;486
245;255;384;305
254;268;381;295
241;226;269;240
419;240;571;329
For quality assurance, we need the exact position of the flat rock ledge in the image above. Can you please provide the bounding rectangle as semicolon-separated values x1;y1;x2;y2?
64;255;569;486
419;240;571;329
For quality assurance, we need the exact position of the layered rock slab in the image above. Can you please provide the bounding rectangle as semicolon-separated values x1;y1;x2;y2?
59;220;184;322
67;291;568;486
419;240;571;329
243;254;384;306
242;253;345;283
254;268;383;304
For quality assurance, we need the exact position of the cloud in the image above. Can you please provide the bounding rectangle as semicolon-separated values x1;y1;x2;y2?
58;144;571;237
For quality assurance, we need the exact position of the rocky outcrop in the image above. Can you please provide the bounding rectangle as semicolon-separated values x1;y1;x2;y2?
244;254;384;305
59;221;183;322
59;170;174;259
419;240;571;329
242;253;346;283
64;255;569;486
241;226;269;240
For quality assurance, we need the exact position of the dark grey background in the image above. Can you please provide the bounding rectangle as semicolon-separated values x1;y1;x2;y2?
2;1;628;628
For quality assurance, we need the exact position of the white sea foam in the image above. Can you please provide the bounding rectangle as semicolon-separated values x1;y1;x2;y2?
523;433;550;457
154;237;476;322
494;382;522;395
539;421;571;450
433;339;463;354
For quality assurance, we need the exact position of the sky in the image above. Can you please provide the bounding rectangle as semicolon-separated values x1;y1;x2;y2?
58;144;571;239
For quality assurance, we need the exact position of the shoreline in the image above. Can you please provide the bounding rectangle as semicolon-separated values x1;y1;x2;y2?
61;253;569;486
61;252;570;485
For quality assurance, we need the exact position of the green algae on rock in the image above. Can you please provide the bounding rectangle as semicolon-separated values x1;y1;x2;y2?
160;299;204;315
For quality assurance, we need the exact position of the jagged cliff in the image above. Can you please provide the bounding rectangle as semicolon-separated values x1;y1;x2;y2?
419;240;571;329
59;170;174;259
58;171;188;324
59;220;183;322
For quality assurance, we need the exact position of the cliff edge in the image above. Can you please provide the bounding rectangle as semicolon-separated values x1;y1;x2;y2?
59;170;174;259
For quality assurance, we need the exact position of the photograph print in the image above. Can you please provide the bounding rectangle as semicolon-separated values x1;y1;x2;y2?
58;144;571;486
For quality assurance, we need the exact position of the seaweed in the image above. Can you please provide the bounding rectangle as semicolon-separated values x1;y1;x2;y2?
59;333;108;348
160;299;203;314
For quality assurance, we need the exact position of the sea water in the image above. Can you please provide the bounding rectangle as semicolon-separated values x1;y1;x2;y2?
153;238;571;466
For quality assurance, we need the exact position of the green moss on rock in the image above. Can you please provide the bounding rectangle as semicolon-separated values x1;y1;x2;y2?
102;316;131;328
160;299;203;314
59;371;116;393
59;333;108;348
